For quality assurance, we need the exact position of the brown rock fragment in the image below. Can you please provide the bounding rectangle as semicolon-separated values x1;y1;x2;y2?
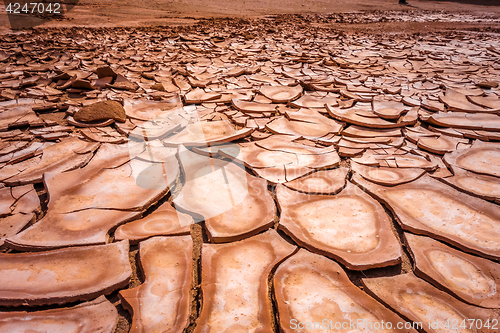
120;236;192;333
74;100;126;123
0;241;131;306
275;249;416;333
193;229;296;333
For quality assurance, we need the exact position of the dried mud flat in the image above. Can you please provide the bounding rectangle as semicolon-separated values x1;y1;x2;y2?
0;10;500;333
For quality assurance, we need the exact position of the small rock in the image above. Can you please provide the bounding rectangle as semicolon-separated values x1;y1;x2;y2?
477;81;499;89
74;100;126;123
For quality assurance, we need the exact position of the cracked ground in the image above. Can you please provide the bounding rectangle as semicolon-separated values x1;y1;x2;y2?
0;6;500;333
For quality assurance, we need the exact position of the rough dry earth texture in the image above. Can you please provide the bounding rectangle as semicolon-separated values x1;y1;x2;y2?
1;6;500;333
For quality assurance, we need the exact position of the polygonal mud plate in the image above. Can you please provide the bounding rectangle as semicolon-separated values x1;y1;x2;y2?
277;182;401;270
405;233;500;309
275;249;416;333
353;174;500;260
362;273;499;333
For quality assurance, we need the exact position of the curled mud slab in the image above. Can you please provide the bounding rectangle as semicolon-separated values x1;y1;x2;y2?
439;167;500;202
5;209;141;250
2;13;500;332
362;273;499;333
163;120;253;147
45;158;174;213
327;103;416;129
123;98;183;122
417;134;463;155
258;84;302;103
342;125;402;138
353;174;500;260
173;147;252;221
205;175;276;243
274;249;416;333
0;241;131;306
283;167;349;194
0;184;40;241
351;161;424;186
405;233;500;309
6;145;177;249
439;89;497;113
424;112;500;131
444;146;500;178
120;236;192;333
194;229;296;333
277;182;401;270
238;135;340;183
114;202;193;244
0;296;118;333
0;137;98;186
289;95;338;108
231;99;276;113
372;100;410;120
266;108;344;138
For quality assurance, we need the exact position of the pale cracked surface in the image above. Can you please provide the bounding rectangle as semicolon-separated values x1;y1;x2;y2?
405;233;500;309
274;249;416;333
1;12;500;333
120;236;192;333
194;229;296;333
173;146;250;221
362;273;499;333
0;137;98;186
0;241;131;306
277;182;401;270
5;143;176;250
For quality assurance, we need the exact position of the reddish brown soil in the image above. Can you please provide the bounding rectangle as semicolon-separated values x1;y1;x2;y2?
1;0;500;33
